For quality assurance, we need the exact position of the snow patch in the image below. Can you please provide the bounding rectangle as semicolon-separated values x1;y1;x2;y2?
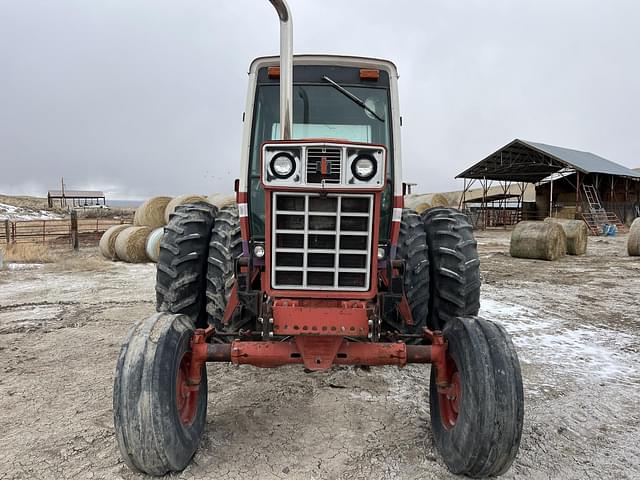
0;202;64;220
481;297;637;383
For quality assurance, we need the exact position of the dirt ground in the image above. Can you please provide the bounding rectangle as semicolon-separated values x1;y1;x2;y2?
1;230;639;480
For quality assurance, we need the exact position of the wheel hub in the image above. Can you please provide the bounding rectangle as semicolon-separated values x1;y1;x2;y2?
438;357;461;429
176;352;199;426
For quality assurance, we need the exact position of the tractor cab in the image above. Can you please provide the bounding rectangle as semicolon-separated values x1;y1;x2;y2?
238;56;403;296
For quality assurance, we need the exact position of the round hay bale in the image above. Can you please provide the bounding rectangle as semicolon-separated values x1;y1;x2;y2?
510;221;566;261
145;227;164;263
430;193;449;208
99;224;130;260
403;194;422;210
133;196;172;228
628;227;640;256
543;218;588;255
207;193;236;209
164;194;207;223
631;217;640;230
115;226;152;263
413;202;432;214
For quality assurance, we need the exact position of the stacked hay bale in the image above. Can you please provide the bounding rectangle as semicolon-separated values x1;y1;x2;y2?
207;193;236;209
145;227;164;262
413;202;432;214
133;196;172;229
404;193;449;212
100;193;235;263
543;218;588;255
430;193;449;208
629;220;640;256
510;221;566;261
164;194;208;223
99;224;130;260
115;226;152;263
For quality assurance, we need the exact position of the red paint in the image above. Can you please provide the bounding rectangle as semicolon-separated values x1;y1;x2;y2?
320;157;328;175
228;338;413;371
272;298;370;336
176;352;198;425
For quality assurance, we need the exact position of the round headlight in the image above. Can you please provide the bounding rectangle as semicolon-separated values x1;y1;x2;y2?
352;154;377;181
270;152;295;179
253;244;265;258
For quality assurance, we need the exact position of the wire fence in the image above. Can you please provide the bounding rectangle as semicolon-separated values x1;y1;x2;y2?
1;217;133;245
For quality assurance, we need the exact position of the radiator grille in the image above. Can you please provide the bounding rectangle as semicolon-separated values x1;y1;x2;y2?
306;147;341;184
271;193;373;291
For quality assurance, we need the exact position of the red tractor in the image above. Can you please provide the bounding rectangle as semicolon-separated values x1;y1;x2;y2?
113;1;523;477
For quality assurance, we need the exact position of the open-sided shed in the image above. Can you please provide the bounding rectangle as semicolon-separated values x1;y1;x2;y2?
456;139;640;231
47;190;106;208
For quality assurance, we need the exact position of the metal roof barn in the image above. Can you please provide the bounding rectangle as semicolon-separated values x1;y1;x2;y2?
456;139;640;233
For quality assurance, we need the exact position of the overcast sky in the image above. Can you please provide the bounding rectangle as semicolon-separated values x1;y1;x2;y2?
1;0;639;199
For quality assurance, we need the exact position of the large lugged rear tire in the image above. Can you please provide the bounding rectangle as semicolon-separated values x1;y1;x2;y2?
156;202;217;328
422;207;480;330
113;312;208;476
429;316;524;477
206;206;243;331
396;209;430;333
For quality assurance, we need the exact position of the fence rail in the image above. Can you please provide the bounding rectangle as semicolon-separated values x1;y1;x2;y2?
1;217;133;245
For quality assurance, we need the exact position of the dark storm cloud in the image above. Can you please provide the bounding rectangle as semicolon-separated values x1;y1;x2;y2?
1;0;639;198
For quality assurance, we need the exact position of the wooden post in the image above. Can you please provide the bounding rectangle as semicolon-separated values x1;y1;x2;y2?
70;210;79;250
575;171;581;217
4;220;9;245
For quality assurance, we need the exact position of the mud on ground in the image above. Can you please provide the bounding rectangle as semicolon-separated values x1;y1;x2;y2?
0;231;639;479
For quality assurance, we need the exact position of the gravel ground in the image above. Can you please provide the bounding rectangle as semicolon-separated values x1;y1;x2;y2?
0;230;639;479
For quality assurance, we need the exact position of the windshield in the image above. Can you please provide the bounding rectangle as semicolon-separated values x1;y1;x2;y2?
248;84;393;238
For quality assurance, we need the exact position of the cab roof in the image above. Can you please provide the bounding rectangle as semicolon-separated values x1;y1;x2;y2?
248;55;399;78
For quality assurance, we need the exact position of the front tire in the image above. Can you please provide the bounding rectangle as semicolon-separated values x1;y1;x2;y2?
429;316;524;477
113;312;208;476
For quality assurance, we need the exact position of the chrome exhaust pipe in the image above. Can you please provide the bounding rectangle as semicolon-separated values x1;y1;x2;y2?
268;0;293;140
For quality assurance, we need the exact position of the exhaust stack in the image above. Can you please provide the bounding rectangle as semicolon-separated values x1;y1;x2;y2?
268;0;293;140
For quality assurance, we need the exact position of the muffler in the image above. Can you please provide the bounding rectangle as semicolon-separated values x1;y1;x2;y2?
268;0;293;140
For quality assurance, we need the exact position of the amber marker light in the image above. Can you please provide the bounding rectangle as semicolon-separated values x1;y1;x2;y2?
360;69;380;80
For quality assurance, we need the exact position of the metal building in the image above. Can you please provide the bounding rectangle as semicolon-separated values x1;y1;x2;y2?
457;139;640;233
47;190;106;208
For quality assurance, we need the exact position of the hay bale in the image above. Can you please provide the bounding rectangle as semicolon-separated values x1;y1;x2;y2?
510;221;566;261
145;227;164;263
628;227;640;256
430;193;449;208
403;194;422;210
543;218;588;255
99;224;130;260
207;193;236;209
133;196;172;228
115;226;152;263
631;217;640;230
164;194;207;223
413;202;432;214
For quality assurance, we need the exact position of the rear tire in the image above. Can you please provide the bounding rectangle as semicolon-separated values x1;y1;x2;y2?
206;206;243;332
113;312;208;476
156;202;217;328
422;207;480;330
429;316;524;477
396;209;430;333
